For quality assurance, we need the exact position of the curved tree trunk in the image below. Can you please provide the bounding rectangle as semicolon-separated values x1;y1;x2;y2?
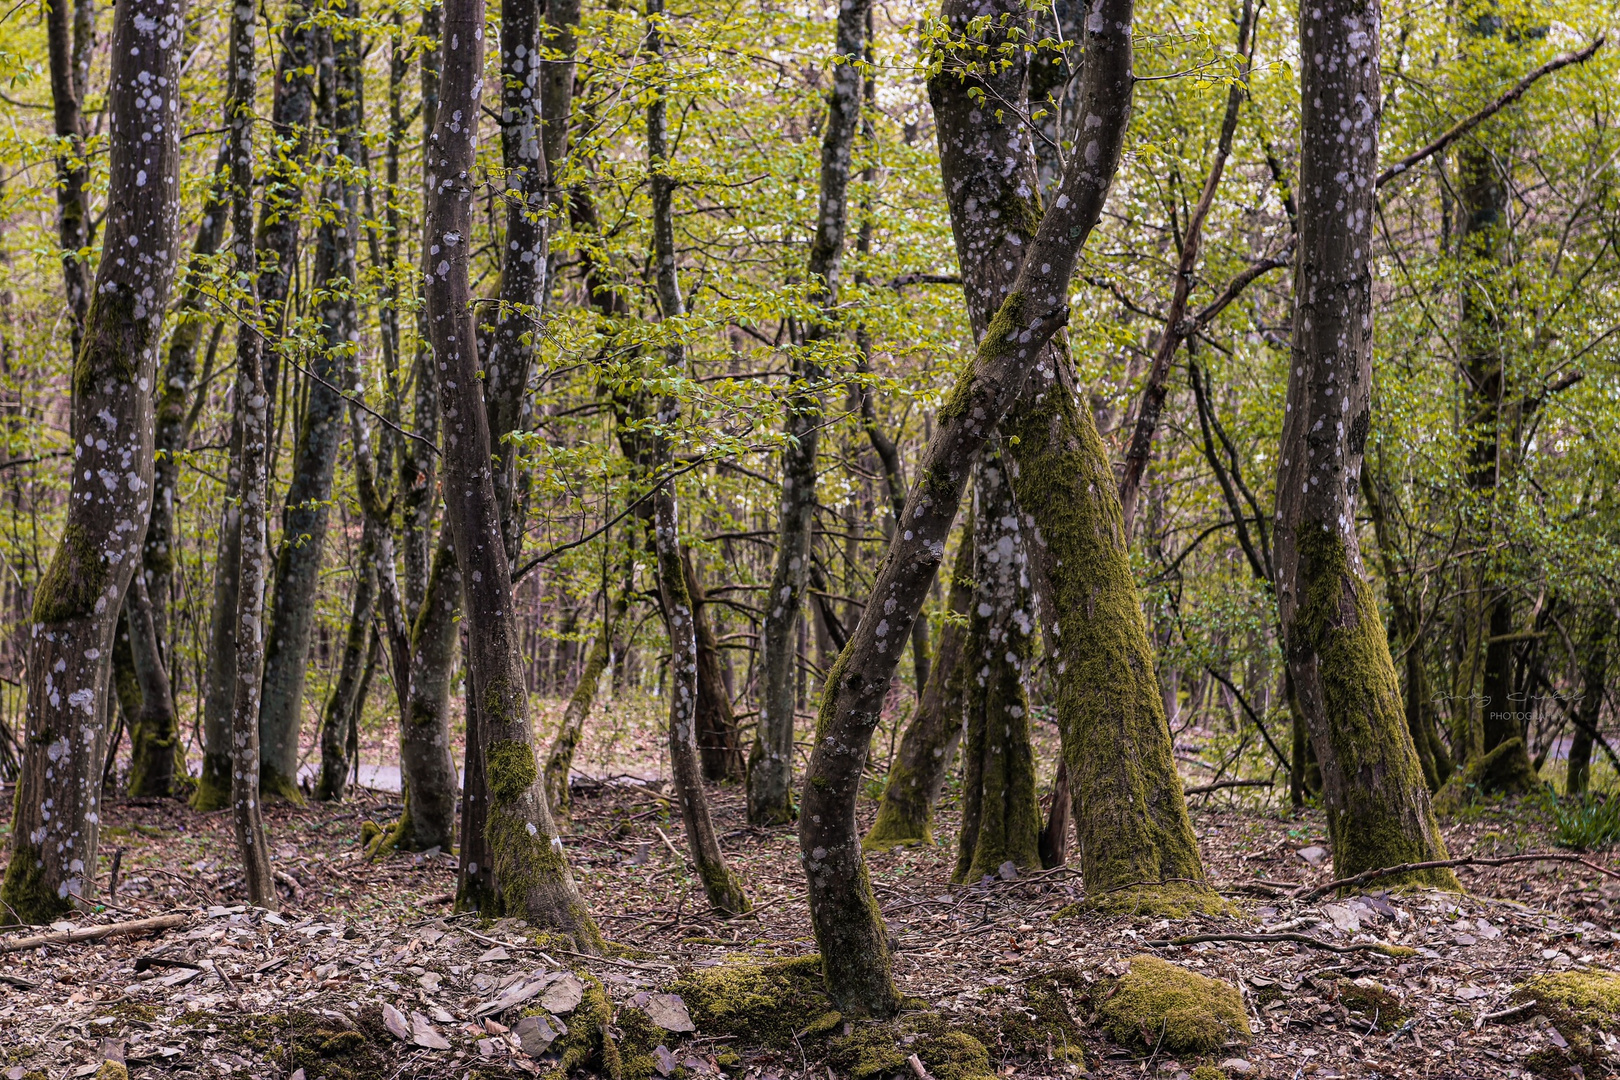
747;0;872;826
1;0;187;924
864;526;973;851
954;448;1040;884
1273;0;1454;888
318;520;379;801
930;0;1211;913
797;0;1134;1013
427;0;599;948
545;589;629;821
259;5;364;800
683;551;746;781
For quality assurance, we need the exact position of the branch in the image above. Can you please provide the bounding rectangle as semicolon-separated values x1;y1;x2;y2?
1145;931;1415;957
0;912;190;952
1184;778;1274;795
1377;36;1606;189
1294;852;1620;903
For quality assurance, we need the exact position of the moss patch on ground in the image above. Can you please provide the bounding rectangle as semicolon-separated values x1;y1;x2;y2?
1065;880;1233;919
670;955;839;1049
1517;970;1620;1028
1331;978;1412;1033
827;1015;994;1080
207;1006;393;1080
1095;955;1251;1054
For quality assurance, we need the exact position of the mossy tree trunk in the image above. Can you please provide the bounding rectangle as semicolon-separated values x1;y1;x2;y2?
798;0;1135;1014
545;587;629;820
45;0;91;354
645;1;749;915
930;0;1212;912
954;448;1040;884
683;551;746;782
318;518;378;802
1273;0;1455;888
747;0;871;827
1566;607;1613;797
125;580;180;798
864;525;972;851
0;0;187;924
427;0;600;948
258;6;364;802
193;3;315;811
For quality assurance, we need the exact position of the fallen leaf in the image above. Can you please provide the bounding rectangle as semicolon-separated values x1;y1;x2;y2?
382;1002;411;1041
540;974;585;1015
477;946;511;963
638;992;695;1033
411;1011;451;1050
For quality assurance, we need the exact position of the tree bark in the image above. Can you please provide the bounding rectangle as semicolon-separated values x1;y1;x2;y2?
864;526;972;851
545;588;629;821
683;551;746;781
45;0;92;352
954;448;1040;884
797;0;1134;1014
1566;607;1613;797
124;579;179;798
317;519;378;801
748;0;872;825
259;5;364;800
427;0;599;948
930;0;1211;911
0;0;187;924
1273;0;1455;887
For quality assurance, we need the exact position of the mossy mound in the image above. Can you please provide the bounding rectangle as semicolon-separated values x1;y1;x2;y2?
95;1065;129;1080
1331;978;1411;1032
1435;737;1543;813
1096;956;1251;1054
1190;1068;1228;1080
828;1015;993;1080
669;956;838;1049
216;1007;394;1079
1060;880;1232;919
1517;970;1620;1028
965;969;1087;1065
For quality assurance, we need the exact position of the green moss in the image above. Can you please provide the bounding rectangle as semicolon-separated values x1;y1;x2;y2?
0;839;72;926
487;739;539;804
1291;526;1459;888
1095;955;1251;1055
260;762;307;806
827;1014;993;1080
1060;880;1231;919
1191;1067;1228;1080
1333;979;1412;1032
546;974;618;1078
216;1007;394;1079
670;955;835;1049
1435;737;1544;813
190;752;232;812
95;1064;129;1080
609;1003;664;1080
32;522;111;624
1517;970;1620;1028
967;970;1086;1065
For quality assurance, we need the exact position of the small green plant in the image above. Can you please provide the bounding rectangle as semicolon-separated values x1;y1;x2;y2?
1553;794;1620;851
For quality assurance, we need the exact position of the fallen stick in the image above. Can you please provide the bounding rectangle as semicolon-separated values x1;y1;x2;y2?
0;912;189;953
1293;852;1620;903
1144;931;1414;957
1185;779;1275;796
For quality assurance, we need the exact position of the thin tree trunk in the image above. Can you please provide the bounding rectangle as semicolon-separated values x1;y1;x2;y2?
318;521;378;801
797;0;1134;1013
125;579;180;798
644;0;749;914
683;551;746;781
1273;0;1454;887
748;0;873;826
930;0;1211;912
1115;0;1254;532
954;447;1040;884
224;0;277;910
865;527;972;850
0;0;187;924
545;589;629;821
427;0;599;947
1566;607;1613;797
45;0;92;352
259;6;364;800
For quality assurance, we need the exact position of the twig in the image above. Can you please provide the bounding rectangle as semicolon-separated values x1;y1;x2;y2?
1144;931;1414;957
0;912;190;953
1377;37;1606;188
1293;852;1620;903
1479;1000;1537;1024
1185;779;1275;795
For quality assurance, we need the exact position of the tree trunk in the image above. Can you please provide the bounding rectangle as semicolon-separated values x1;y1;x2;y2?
259;5;364;800
1566;607;1613;797
864;526;972;851
954;447;1040;884
45;0;92;352
0;0;187;924
124;580;180;798
748;0;872;826
1273;0;1455;888
683;550;746;781
317;519;379;801
930;0;1211;912
224;0;277;910
193;0;316;810
644;0;749;915
797;0;1134;1013
427;0;599;948
545;589;629;821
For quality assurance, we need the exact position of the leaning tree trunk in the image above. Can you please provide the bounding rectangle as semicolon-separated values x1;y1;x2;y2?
954;448;1040;884
258;4;364;801
747;0;872;826
194;2;316;811
1273;0;1455;888
0;0;187;924
797;0;1134;1014
545;588;630;821
683;551;746;781
930;0;1212;913
864;525;973;851
644;0;749;915
427;0;599;948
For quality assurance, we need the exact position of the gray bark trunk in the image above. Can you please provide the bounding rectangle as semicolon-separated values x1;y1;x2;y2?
1273;0;1453;886
796;0;1134;1013
1;0;187;924
318;518;378;801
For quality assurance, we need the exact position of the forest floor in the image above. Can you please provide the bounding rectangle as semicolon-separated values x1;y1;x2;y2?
4;727;1620;1080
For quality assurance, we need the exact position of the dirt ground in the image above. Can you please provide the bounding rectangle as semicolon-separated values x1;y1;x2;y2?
4;715;1620;1080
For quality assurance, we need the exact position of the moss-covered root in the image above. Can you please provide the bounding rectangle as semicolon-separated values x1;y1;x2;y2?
1002;370;1220;914
1434;736;1543;814
190;751;233;811
1096;956;1251;1055
545;974;623;1079
1288;528;1459;888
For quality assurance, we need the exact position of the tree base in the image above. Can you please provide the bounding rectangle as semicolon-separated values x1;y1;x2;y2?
0;840;75;925
1061;880;1232;919
260;766;307;806
190;754;232;812
1434;737;1543;814
861;811;934;853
